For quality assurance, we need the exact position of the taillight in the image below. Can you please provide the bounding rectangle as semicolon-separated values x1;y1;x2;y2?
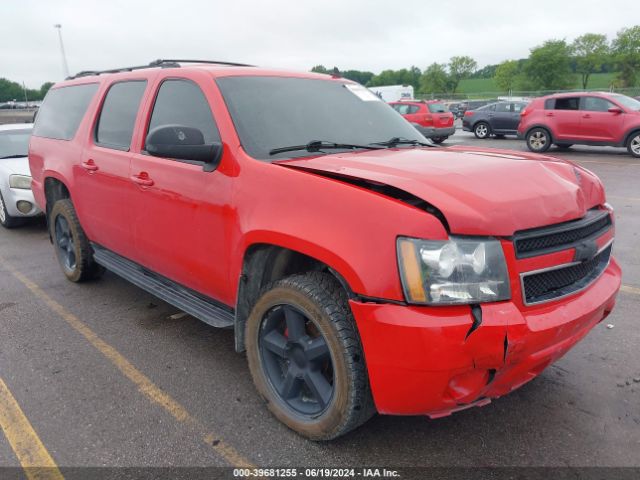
520;108;530;117
464;111;474;117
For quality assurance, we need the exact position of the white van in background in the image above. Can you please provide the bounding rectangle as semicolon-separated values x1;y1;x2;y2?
368;84;414;102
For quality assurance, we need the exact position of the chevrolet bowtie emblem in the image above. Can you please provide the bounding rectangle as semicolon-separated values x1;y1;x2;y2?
574;240;598;262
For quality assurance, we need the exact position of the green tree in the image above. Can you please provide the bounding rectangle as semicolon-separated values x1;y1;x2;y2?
572;33;609;89
448;56;477;94
310;65;329;74
523;39;574;90
40;82;54;97
341;70;374;85
494;60;520;92
612;26;640;87
419;63;449;93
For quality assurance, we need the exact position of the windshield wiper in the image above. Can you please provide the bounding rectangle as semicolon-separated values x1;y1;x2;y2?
0;154;27;159
269;140;383;156
370;137;435;148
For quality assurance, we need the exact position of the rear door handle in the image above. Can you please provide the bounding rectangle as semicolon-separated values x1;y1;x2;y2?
130;173;154;187
81;159;99;172
582;114;591;119
545;112;554;117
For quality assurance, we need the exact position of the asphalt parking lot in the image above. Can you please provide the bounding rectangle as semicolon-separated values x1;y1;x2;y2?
1;131;639;474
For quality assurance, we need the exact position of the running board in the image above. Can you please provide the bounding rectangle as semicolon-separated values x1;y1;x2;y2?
92;244;234;328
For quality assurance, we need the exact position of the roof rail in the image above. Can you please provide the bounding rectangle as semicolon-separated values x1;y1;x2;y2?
66;59;254;80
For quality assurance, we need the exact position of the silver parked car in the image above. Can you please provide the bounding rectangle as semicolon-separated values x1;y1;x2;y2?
0;123;42;228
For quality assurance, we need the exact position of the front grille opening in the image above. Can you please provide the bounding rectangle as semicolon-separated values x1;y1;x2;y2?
514;210;612;258
522;245;611;305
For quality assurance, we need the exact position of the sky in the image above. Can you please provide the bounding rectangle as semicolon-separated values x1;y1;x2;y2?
2;0;638;89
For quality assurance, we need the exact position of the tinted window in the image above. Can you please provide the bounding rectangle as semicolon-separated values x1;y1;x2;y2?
96;81;147;149
513;102;526;113
146;79;219;146
408;105;420;114
32;84;99;140
427;103;447;113
554;97;580;110
217;77;425;161
581;97;615;112
478;104;496;112
495;103;511;113
395;104;412;115
0;128;32;158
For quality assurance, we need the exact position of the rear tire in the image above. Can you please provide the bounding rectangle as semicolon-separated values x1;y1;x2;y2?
49;199;105;282
473;122;490;139
0;191;24;229
526;127;551;153
245;272;374;441
627;132;640;158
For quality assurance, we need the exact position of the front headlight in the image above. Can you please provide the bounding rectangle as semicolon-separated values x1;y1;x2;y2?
397;236;511;305
9;174;32;190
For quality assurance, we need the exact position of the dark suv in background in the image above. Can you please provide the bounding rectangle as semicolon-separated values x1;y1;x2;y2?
463;101;528;139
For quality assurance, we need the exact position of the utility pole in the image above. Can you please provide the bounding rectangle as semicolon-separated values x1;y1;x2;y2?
22;82;28;104
54;24;70;78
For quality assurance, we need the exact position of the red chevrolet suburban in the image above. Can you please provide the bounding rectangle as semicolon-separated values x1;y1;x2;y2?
29;60;621;440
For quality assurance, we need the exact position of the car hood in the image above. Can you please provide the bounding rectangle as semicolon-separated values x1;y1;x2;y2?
276;146;605;236
0;155;31;176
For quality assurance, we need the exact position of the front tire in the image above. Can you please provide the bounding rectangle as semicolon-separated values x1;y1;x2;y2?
0;191;23;229
49;199;104;282
473;122;490;139
627;132;640;158
526;128;551;153
245;272;374;440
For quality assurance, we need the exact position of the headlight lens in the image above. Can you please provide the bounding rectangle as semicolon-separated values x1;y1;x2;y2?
397;236;511;305
9;174;32;190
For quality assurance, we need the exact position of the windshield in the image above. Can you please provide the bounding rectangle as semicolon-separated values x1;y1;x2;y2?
427;103;447;113
610;94;640;111
216;76;427;160
0;128;31;158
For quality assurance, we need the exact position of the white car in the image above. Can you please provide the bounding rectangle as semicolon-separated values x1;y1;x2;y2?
0;123;42;228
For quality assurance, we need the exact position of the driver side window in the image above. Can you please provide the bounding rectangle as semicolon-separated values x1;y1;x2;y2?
145;79;220;150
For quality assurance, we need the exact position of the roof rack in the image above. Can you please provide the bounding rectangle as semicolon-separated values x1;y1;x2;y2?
66;59;254;80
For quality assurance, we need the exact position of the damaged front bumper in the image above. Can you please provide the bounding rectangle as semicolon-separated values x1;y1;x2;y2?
350;258;621;416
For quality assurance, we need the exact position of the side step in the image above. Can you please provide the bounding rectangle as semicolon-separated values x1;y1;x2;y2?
92;244;234;328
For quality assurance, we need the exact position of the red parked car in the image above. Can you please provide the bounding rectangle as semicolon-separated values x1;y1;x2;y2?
518;91;640;157
29;60;621;440
389;99;455;143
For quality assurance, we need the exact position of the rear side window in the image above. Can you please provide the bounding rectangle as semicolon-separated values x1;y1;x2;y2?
495;103;511;113
513;102;526;113
33;83;99;140
408;105;420;114
95;81;147;150
146;79;219;146
427;103;447;113
544;99;555;109
554;98;580;110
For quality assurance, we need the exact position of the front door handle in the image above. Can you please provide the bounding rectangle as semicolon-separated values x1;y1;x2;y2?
81;159;99;172
131;172;154;187
545;112;554;117
582;114;592;119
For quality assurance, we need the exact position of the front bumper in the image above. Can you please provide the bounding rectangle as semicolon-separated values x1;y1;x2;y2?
414;125;456;139
1;186;42;218
350;258;621;416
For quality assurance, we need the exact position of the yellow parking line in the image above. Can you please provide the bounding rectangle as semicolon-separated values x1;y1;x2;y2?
0;377;64;480
621;284;640;296
1;260;255;469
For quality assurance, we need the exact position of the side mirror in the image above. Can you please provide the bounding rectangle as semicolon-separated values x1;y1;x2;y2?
146;125;222;172
608;107;623;115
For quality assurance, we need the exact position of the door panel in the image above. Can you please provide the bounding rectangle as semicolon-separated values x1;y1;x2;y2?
129;77;233;305
579;97;626;142
548;97;583;140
